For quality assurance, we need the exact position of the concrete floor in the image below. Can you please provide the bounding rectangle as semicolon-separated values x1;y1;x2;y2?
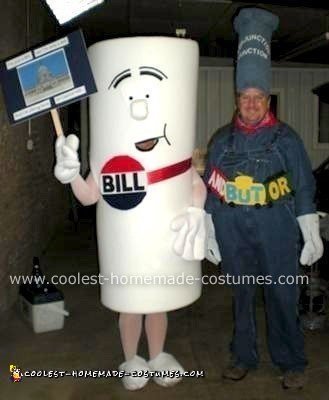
1;220;329;400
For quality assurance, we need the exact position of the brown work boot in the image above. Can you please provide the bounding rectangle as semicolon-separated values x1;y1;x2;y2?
222;365;248;381
282;371;306;389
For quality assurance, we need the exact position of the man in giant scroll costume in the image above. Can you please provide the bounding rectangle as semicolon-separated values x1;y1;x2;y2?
204;7;323;389
54;37;208;390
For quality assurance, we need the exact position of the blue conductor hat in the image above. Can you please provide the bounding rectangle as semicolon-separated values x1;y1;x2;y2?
234;7;279;94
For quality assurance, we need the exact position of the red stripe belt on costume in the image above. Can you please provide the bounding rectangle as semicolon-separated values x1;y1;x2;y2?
147;158;192;184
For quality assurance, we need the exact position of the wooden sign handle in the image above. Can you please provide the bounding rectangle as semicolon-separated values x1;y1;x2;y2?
50;109;64;137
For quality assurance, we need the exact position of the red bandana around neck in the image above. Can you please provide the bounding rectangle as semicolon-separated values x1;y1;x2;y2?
234;111;278;134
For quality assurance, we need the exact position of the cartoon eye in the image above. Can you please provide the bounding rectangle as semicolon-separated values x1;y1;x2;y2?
145;94;150;98
129;96;133;100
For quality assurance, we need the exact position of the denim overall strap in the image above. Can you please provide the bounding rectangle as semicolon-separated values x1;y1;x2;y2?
265;122;288;171
225;129;236;154
214;128;235;166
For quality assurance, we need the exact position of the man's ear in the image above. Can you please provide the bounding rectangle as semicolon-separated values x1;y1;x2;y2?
267;95;271;110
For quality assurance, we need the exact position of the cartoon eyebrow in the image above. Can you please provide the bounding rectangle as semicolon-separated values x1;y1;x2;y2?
139;66;168;80
108;69;132;90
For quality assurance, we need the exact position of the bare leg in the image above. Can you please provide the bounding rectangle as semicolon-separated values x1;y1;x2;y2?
119;313;143;360
145;312;168;359
146;312;184;387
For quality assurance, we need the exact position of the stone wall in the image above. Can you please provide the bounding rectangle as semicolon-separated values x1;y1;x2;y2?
0;0;69;311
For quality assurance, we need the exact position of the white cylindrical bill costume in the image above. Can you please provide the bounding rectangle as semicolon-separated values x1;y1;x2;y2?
88;37;201;313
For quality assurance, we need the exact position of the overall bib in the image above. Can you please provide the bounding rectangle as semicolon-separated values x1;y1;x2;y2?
206;124;307;371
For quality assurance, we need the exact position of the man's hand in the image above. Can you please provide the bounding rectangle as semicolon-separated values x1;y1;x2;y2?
54;134;81;184
205;213;221;265
297;213;323;266
171;207;206;261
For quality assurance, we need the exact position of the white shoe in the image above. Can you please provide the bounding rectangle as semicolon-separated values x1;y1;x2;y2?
148;352;185;387
119;355;150;391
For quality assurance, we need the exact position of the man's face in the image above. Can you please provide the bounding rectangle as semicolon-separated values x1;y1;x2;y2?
237;88;270;125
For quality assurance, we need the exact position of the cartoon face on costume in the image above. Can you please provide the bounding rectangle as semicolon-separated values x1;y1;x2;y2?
88;37;199;183
108;66;170;153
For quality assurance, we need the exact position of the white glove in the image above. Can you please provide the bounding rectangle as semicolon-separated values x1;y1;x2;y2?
205;213;221;265
297;213;324;266
171;207;206;261
54;134;81;184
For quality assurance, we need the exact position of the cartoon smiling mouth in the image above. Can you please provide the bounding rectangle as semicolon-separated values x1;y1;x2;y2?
135;124;171;152
135;137;159;151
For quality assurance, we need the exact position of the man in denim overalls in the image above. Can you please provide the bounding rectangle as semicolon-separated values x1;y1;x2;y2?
204;7;323;389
